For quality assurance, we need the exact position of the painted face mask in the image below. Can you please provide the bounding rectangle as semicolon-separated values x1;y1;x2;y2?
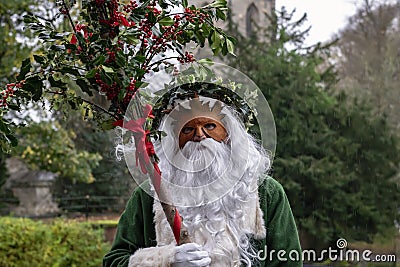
179;116;228;148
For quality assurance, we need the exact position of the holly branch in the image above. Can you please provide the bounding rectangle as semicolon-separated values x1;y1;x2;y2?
0;0;235;245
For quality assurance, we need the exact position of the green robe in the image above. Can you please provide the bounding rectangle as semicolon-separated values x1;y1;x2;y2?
103;177;302;266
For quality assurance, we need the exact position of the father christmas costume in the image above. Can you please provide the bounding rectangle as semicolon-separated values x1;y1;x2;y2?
103;90;302;266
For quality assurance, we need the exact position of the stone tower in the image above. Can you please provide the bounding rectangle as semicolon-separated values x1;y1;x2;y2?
189;0;275;37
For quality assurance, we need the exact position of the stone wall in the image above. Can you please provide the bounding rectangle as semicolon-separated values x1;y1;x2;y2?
4;158;59;217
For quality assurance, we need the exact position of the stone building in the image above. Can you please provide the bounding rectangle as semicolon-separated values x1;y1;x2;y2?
189;0;275;37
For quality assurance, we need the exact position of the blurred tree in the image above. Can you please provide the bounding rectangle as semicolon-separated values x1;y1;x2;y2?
334;0;400;131
12;120;102;183
0;0;126;207
0;0;64;210
225;7;400;247
0;0;34;83
53;112;133;213
0;0;61;84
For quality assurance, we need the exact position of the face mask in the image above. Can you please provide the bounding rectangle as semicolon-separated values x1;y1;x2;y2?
178;116;228;148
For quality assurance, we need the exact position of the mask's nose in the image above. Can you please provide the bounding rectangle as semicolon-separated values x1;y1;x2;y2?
192;126;206;142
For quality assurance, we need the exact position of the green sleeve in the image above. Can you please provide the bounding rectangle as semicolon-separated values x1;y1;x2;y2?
103;181;157;267
255;177;302;266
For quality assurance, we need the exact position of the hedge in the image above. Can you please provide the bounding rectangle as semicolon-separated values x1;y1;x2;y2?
0;217;111;267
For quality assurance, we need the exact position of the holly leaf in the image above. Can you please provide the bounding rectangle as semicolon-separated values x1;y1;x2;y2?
86;68;97;79
208;0;227;9
123;33;140;45
61;67;80;76
102;66;114;73
133;55;146;64
115;51;126;67
216;8;226;20
159;17;174;26
33;55;45;64
76;78;93;96
226;37;235;56
6;134;18;147
23;76;43;101
0;119;10;134
211;30;224;55
100;119;117;130
17;58;31;80
23;14;40;24
49;45;66;51
49;75;67;88
7;104;20;111
93;55;106;65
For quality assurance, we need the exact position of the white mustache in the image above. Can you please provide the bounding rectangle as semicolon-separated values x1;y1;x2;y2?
169;138;232;187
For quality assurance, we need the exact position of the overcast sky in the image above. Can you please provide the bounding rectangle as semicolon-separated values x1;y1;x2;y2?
275;0;359;45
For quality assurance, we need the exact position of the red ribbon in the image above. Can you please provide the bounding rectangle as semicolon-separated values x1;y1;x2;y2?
146;139;156;157
173;209;182;244
113;104;181;244
153;162;161;193
113;104;153;174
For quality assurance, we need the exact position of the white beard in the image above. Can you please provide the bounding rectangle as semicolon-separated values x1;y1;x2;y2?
156;138;261;266
168;139;231;187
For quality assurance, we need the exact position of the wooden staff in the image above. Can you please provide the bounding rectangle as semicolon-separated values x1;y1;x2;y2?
130;97;191;245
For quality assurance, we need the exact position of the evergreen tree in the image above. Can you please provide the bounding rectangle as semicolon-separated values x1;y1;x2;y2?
225;7;400;247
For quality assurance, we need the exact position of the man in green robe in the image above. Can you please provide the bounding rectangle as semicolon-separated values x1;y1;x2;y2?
103;96;302;266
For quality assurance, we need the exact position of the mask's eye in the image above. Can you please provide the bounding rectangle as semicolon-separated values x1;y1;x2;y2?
204;123;216;130
181;127;194;134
